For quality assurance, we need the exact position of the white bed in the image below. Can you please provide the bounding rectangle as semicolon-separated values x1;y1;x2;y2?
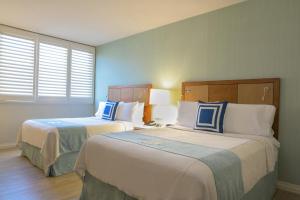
75;126;279;200
18;117;134;171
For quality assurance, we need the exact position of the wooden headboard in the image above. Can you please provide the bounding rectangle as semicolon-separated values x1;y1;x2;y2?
182;78;280;138
107;84;152;123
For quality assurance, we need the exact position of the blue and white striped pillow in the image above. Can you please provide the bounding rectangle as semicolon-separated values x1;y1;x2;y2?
102;101;119;121
194;101;228;133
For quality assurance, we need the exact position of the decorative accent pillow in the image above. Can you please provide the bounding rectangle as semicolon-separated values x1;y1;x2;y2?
102;101;119;121
194;102;228;133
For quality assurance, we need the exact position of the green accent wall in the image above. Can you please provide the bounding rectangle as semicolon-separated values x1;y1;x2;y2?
95;0;300;185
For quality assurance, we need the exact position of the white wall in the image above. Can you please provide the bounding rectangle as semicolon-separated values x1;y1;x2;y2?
0;103;94;148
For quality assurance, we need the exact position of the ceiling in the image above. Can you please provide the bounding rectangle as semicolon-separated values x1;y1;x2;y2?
0;0;244;46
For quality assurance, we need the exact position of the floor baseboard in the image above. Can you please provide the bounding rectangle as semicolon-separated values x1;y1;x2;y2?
0;143;17;150
277;181;300;195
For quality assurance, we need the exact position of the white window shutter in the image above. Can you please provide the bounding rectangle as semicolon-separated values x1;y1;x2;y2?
38;43;68;99
0;34;35;101
0;25;95;103
70;49;94;102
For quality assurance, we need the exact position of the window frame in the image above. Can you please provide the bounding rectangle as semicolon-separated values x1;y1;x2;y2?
0;25;95;104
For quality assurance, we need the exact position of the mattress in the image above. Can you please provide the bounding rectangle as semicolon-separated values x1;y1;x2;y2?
75;127;279;200
18;117;134;172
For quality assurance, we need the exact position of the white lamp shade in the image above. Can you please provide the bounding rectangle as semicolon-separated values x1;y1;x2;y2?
149;89;170;105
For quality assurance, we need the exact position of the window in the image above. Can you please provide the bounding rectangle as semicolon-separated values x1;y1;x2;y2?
38;43;68;98
70;49;94;102
0;34;35;101
0;25;95;103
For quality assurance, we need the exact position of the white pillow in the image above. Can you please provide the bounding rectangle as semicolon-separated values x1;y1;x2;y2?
132;102;145;125
224;103;276;136
176;101;199;128
95;101;107;117
115;102;139;122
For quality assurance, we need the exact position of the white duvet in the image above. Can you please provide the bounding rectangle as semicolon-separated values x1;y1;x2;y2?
75;127;279;200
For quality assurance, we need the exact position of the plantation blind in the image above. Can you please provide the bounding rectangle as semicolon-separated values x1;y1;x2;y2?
38;43;68;98
0;34;35;101
1;25;95;103
70;49;94;102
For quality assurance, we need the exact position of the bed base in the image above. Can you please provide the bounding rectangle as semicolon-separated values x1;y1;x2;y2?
80;165;277;200
21;142;78;176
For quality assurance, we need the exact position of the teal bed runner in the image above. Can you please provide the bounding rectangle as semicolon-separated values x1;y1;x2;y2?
35;119;87;153
104;132;244;200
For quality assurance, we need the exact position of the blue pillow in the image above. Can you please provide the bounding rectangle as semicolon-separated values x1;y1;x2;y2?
102;101;119;121
194;101;228;133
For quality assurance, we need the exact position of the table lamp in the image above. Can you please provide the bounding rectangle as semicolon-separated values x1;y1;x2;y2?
149;89;171;126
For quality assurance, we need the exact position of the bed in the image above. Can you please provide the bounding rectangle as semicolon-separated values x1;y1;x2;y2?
18;84;152;176
75;78;281;200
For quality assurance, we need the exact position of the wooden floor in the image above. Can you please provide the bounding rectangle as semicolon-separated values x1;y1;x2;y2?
0;148;82;200
0;148;299;200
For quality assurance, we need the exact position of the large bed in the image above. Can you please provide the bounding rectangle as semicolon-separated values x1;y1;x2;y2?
75;78;281;200
18;84;152;176
76;127;279;200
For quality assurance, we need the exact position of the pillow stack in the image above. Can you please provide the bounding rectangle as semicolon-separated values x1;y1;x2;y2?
176;101;276;137
95;101;144;124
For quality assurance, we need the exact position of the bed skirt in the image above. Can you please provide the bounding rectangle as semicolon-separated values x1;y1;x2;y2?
80;164;277;200
21;142;78;176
